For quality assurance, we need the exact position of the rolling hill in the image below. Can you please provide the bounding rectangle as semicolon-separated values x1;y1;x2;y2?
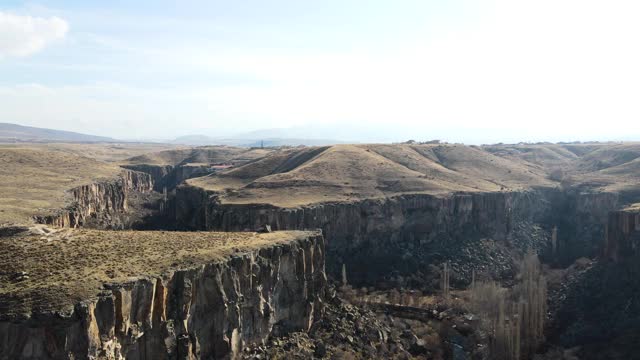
0;123;115;143
188;144;556;207
124;146;272;166
0;147;121;224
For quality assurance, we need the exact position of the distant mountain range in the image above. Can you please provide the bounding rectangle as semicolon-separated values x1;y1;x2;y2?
2;122;637;147
169;126;359;146
0;123;348;147
0;123;115;143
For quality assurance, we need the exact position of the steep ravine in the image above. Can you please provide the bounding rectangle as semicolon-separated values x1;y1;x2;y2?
14;173;631;359
549;207;640;359
121;164;174;191
51;175;621;289
33;170;154;229
121;164;216;192
604;207;640;261
174;185;621;286
0;233;326;360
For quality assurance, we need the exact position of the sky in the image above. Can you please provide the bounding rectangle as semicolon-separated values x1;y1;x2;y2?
1;1;639;143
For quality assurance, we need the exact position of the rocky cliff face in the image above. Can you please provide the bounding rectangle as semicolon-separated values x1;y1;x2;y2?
551;207;640;359
122;164;214;192
0;233;326;360
604;208;640;261
175;187;556;284
174;165;214;188
122;164;173;192
546;190;619;264
175;185;621;286
34;170;153;229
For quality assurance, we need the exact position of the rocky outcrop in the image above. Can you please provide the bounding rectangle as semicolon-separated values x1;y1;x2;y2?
121;164;173;192
34;170;153;228
122;164;215;192
551;230;640;359
175;185;214;230
0;233;326;360
199;191;547;248
604;208;640;261
176;186;557;284
174;165;214;187
547;191;619;264
175;185;624;285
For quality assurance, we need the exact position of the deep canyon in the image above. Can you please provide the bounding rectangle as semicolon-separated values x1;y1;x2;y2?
3;142;640;359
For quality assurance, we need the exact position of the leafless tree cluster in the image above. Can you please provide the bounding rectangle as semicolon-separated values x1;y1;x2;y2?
470;250;547;359
515;251;547;357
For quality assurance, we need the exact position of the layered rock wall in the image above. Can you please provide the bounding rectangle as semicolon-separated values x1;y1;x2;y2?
199;192;546;249
174;165;214;188
0;233;326;360
604;209;640;261
547;191;619;263
176;187;555;283
121;164;173;192
122;164;214;192
34;170;153;228
175;185;623;283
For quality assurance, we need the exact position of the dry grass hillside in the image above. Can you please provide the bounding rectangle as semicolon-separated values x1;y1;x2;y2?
0;143;181;163
188;144;556;207
483;144;581;169
0;144;274;225
125;146;272;166
572;143;640;172
0;228;318;317
0;147;121;224
4;141;640;223
486;143;640;195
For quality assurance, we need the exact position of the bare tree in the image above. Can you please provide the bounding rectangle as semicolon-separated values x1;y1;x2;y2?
441;262;451;301
342;263;348;287
470;251;547;359
516;250;547;357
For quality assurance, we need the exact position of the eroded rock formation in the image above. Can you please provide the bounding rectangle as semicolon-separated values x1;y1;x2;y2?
34;170;153;228
122;163;232;194
548;191;619;263
604;207;640;261
121;164;173;192
175;187;549;283
175;185;624;286
0;233;326;360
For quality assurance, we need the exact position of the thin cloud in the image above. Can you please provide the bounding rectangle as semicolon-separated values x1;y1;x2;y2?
0;11;68;58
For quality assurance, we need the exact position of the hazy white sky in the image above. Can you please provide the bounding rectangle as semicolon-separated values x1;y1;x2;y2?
0;1;639;143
